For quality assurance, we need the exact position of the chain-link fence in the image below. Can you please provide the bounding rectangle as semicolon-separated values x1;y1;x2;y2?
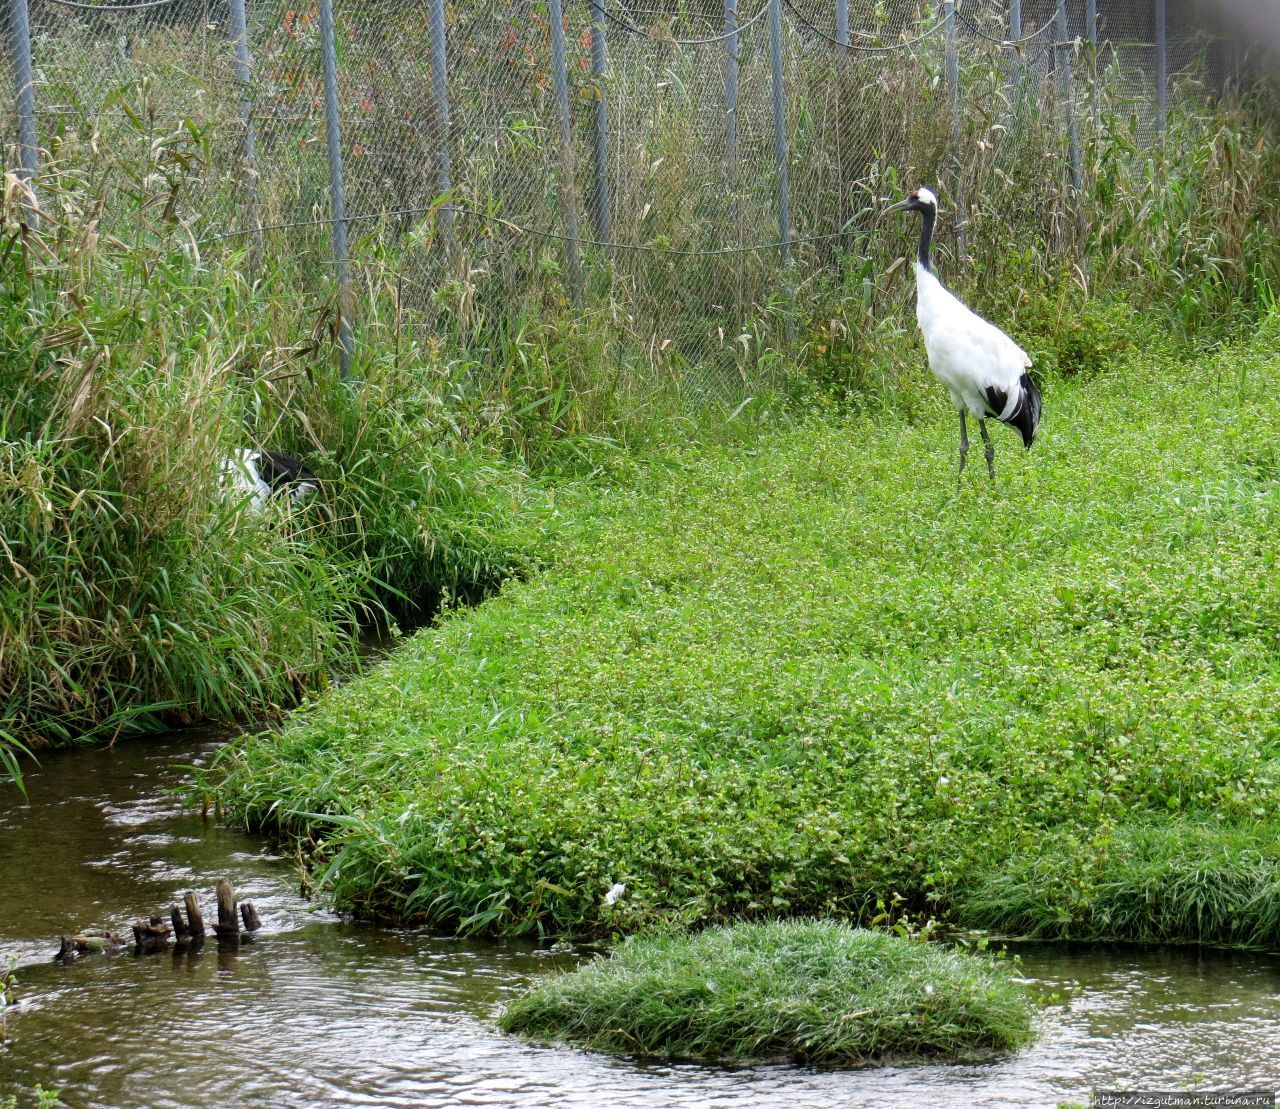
2;0;1246;394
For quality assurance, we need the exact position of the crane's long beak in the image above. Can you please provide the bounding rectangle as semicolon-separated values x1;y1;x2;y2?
883;197;912;215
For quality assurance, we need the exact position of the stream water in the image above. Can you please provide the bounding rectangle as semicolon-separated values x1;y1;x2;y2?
2;731;1279;1108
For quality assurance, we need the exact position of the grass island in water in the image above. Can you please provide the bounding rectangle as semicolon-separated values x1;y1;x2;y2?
499;921;1035;1066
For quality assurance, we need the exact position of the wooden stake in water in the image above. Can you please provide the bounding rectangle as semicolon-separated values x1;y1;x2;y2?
184;891;206;939
215;879;241;936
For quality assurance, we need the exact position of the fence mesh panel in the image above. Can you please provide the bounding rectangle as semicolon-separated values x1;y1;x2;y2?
3;0;1237;396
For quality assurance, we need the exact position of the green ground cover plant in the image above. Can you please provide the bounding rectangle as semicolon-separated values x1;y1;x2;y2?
208;317;1280;946
498;920;1034;1065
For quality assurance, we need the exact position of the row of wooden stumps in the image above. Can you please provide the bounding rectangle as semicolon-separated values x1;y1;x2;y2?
56;879;261;962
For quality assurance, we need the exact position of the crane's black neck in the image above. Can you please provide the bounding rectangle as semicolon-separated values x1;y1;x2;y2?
916;206;936;272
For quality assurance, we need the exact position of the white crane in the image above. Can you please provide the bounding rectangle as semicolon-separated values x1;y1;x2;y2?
220;448;319;511
885;187;1041;481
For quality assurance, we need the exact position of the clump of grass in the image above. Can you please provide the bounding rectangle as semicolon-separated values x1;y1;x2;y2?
962;821;1280;947
239;344;546;622
498;920;1034;1065
0;159;368;761
0;1087;60;1109
0;83;542;777
1;956;15;1041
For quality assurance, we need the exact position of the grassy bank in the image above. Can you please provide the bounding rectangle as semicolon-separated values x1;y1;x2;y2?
0;142;547;780
208;321;1280;946
499;921;1034;1065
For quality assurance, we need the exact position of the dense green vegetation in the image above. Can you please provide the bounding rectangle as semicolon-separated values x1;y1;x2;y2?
7;15;1280;813
499;921;1034;1064
208;321;1280;946
0;134;548;779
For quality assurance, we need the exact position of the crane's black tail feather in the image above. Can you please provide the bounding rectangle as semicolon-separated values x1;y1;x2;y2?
253;448;319;493
1002;373;1041;449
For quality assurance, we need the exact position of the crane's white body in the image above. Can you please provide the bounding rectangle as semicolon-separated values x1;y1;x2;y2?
887;186;1040;477
220;448;318;511
220;448;272;511
913;261;1032;421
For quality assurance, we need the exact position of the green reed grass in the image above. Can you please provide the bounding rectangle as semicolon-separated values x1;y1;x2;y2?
0;172;368;764
962;821;1280;946
37;12;1280;420
0;88;543;784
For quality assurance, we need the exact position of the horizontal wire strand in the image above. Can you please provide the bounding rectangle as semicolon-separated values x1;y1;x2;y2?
40;0;180;13
955;9;1056;46
602;2;768;47
780;0;947;53
196;203;867;258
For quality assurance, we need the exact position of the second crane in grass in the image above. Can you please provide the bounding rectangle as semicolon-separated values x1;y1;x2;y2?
886;187;1041;481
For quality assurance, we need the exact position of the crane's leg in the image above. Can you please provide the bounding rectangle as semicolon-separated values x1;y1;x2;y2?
956;410;970;484
978;418;996;480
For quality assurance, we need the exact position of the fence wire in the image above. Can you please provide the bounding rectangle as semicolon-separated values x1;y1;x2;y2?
3;0;1241;398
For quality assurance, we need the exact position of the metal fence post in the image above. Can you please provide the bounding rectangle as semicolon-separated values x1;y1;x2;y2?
318;0;353;376
944;0;966;262
1154;0;1167;136
767;0;791;267
227;0;261;273
724;0;739;175
1058;0;1082;197
428;0;453;233
1218;36;1235;97
547;0;582;303
7;0;39;227
1085;0;1098;133
723;0;741;256
833;0;849;260
588;0;610;249
1009;0;1023;102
